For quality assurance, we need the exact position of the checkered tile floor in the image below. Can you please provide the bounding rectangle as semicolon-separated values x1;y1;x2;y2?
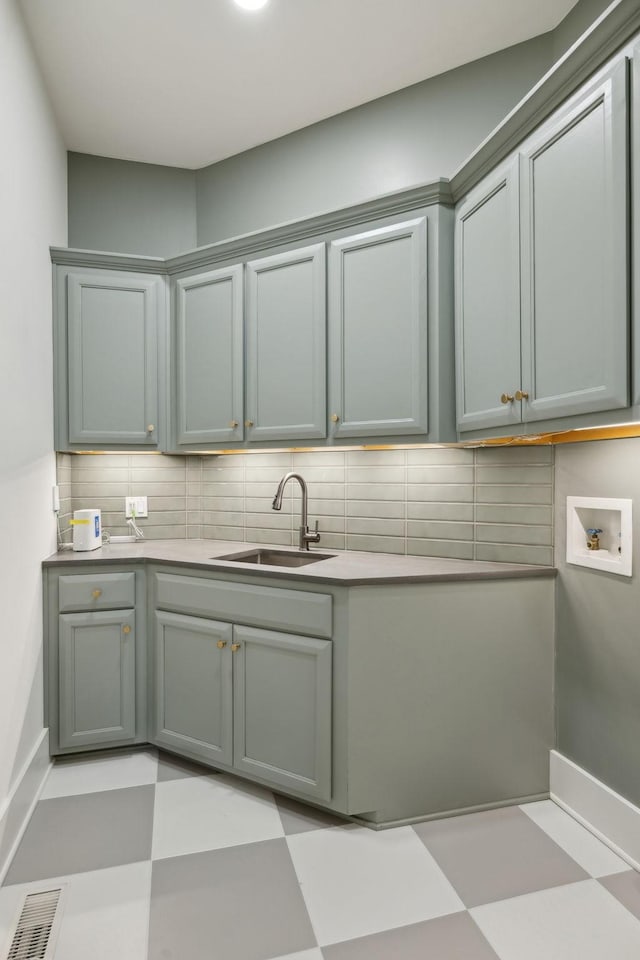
1;749;640;959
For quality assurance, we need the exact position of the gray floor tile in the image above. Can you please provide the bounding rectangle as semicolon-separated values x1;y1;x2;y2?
413;806;588;908
600;870;640;922
156;750;221;782
275;794;346;835
3;785;154;885
149;838;317;960
323;912;500;959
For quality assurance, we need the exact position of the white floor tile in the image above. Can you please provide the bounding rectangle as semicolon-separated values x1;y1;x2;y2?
41;750;158;799
0;862;151;960
520;800;629;878
152;773;284;860
287;824;464;947
471;879;640;960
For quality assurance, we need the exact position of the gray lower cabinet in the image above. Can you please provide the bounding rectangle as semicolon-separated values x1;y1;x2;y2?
58;609;136;749
154;611;233;765
329;217;428;438
151;609;332;801
174;265;244;446
45;565;147;755
456;59;629;435
53;266;168;449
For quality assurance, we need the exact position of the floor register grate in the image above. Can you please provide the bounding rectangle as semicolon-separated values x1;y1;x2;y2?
4;889;63;960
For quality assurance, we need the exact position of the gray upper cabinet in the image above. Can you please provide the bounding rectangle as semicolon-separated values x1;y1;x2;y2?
175;265;243;446
328;218;428;438
519;58;628;423
455;59;629;435
55;268;167;449
245;245;326;442
455;160;521;432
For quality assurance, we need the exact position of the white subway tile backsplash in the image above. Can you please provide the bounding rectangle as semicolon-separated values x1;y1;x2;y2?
64;446;554;566
407;538;475;560
407;502;474;521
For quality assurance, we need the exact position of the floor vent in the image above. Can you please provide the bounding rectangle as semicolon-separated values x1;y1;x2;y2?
5;888;63;960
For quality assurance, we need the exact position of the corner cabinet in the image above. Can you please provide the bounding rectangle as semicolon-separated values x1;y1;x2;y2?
328;218;429;438
455;59;629;435
44;565;148;754
53;265;168;450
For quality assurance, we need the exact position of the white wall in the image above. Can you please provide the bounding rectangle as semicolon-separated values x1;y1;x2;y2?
0;0;66;817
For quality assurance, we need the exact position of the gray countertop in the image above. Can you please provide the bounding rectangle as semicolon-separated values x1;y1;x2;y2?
43;539;557;586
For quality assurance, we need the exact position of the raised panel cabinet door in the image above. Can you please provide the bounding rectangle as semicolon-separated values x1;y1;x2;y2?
58;609;136;749
455;160;522;432
175;265;244;445
520;59;629;422
232;625;332;801
67;271;162;445
153;611;233;766
328;218;428;437
245;244;326;441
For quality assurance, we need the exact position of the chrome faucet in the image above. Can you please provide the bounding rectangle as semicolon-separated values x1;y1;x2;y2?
272;472;321;551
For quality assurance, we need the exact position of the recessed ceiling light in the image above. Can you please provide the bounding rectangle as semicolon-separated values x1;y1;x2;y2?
233;0;270;10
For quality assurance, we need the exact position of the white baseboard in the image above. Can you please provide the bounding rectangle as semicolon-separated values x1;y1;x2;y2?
0;729;51;884
550;750;640;871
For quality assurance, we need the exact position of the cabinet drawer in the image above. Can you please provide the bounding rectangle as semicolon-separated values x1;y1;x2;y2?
58;572;136;612
155;572;332;639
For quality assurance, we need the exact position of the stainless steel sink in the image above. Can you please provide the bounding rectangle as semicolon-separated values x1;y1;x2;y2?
215;548;336;568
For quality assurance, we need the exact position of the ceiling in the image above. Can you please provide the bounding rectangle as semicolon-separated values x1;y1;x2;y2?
19;0;580;170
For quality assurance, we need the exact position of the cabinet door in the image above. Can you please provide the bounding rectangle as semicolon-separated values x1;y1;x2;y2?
153;611;233;766
455;160;522;432
58;609;136;749
175;266;244;445
520;60;629;422
245;245;326;441
233;626;332;801
67;271;163;445
329;218;428;437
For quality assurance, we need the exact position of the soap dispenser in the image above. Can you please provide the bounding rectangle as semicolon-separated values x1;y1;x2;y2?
586;528;603;551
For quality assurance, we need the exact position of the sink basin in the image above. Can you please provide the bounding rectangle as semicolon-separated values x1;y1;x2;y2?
215;548;336;568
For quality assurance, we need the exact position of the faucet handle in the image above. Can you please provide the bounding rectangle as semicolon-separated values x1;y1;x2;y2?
307;520;321;544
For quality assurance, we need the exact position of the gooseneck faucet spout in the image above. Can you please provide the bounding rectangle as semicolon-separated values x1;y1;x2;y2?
272;472;321;551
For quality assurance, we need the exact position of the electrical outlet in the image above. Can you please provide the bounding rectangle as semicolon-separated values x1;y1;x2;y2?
125;496;148;518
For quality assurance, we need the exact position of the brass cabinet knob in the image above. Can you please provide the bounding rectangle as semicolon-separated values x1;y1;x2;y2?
92;588;102;599
244;420;254;428
330;414;340;423
515;390;529;401
231;643;241;652
230;421;239;429
500;393;514;404
147;424;155;433
122;624;131;635
216;640;227;649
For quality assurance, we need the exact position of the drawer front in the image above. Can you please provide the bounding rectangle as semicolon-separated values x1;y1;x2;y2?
58;572;136;612
155;572;332;639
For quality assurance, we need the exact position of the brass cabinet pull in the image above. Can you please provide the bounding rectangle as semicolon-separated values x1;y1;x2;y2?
515;390;529;401
500;393;514;404
147;424;155;433
92;588;102;599
231;643;241;652
122;624;131;635
330;414;340;423
244;420;254;428
230;421;239;429
217;640;227;649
